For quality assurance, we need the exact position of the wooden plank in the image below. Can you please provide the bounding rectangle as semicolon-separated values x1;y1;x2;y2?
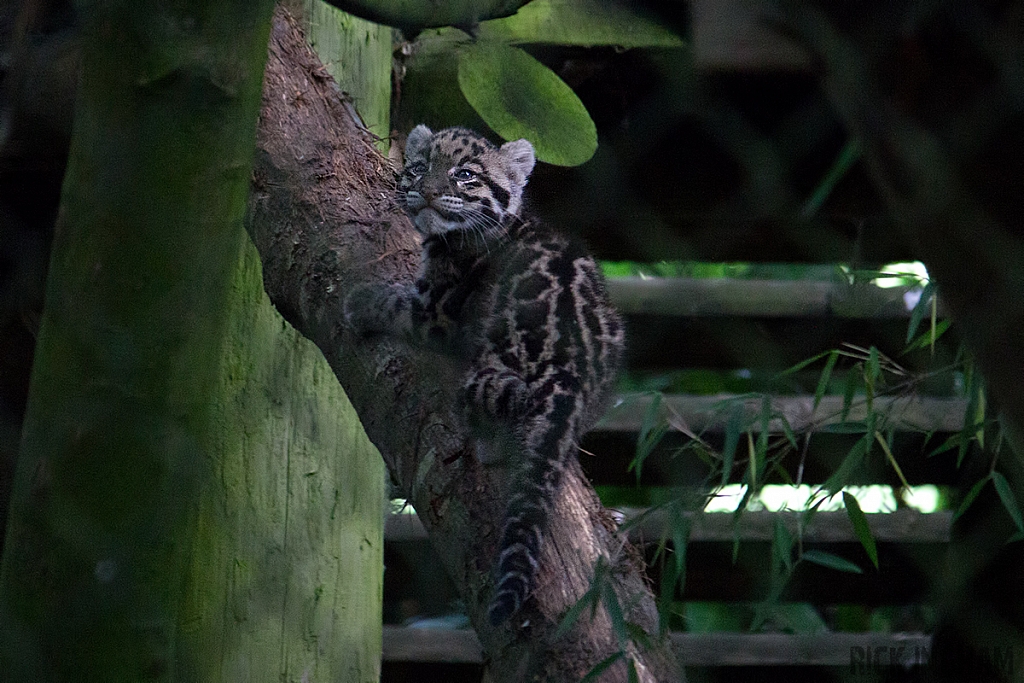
381;626;933;666
623;509;951;544
606;278;934;319
673;632;933;667
387;509;951;545
598;393;967;434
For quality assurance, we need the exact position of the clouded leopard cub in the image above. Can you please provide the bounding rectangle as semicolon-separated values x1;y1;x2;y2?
345;125;624;626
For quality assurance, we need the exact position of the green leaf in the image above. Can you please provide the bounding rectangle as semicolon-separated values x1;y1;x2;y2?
772;516;794;574
802;550;863;574
814;350;839;409
953;477;988;522
457;42;597;166
602;583;629;649
776;350;832;378
821;432;870;495
341;0;530;32
669;503;690;577
991;472;1024;533
580;652;625;682
628;658;640;683
554;584;598;639
843;492;879;569
841;364;861;421
630;393;668;481
479;0;685;48
720;402;743;487
905;281;936;344
820;421;870;434
800;138;861;219
657;550;680;634
904;319;951;353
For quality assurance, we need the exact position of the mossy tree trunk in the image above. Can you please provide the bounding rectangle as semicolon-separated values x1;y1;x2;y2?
0;1;388;681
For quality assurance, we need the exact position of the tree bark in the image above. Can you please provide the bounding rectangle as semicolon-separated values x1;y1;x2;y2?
247;8;681;682
0;1;387;680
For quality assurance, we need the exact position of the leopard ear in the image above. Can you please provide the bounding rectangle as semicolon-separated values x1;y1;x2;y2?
499;138;536;187
404;124;434;163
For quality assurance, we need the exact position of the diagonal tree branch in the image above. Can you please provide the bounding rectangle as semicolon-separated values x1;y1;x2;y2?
245;8;680;682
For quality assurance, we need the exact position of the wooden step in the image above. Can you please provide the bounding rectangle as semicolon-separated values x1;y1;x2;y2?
598;393;967;434
382;625;933;667
387;509;952;544
607;277;935;319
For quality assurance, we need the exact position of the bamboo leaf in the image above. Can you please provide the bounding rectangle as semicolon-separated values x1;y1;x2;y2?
802;550;863;574
842;363;861;421
905;281;936;344
669;503;690;577
776;350;832;378
458;42;597;166
581;652;625;682
773;516;794;574
904;319;951;353
628;658;640;683
953;477;988;522
554;583;598;639
602;583;629;649
630;393;667;481
814;350;839;410
991;472;1024;533
876;431;911;491
843;492;878;569
479;0;685;48
720;402;743;488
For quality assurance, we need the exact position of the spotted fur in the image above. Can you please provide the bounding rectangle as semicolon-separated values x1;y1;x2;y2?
345;125;625;627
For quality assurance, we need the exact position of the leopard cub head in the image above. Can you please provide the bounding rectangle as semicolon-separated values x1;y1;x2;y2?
398;125;536;238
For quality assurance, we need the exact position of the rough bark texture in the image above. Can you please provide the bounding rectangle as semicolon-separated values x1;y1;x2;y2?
247;8;681;682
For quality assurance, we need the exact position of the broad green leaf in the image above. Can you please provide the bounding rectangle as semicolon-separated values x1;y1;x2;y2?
843;492;878;569
458;42;598;166
343;0;529;31
991;472;1024;533
479;0;685;48
802;550;864;574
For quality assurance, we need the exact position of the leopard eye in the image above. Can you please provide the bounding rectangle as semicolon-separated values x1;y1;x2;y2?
406;161;427;176
452;168;476;182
